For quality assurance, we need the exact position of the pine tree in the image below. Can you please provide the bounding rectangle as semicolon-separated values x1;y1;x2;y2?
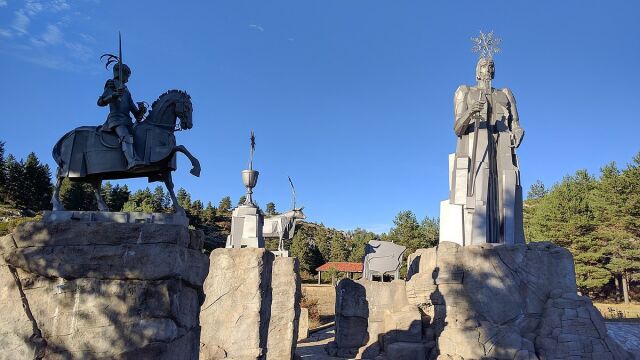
237;195;246;206
217;196;232;215
266;202;278;215
60;179;96;211
386;210;422;255
152;186;169;212
190;200;204;226
291;231;313;274
419;216;439;249
122;188;154;213
203;201;216;224
3;154;25;208
176;188;192;211
329;234;348;262
527;180;548;200
0;141;5;203
347;228;376;262
22;152;52;211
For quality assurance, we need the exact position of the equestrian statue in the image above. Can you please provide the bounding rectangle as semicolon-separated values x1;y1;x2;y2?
51;34;200;215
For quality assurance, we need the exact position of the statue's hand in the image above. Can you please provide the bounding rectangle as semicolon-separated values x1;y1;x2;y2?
470;100;485;114
113;87;124;99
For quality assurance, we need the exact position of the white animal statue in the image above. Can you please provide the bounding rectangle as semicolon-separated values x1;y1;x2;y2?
263;208;306;252
262;176;306;252
363;240;406;281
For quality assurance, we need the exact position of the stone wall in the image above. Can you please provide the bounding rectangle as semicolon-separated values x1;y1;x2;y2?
200;248;301;360
0;221;209;360
331;242;634;360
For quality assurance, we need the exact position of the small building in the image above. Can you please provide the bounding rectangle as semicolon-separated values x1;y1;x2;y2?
315;262;363;284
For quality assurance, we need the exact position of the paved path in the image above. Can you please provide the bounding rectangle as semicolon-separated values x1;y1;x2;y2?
606;322;640;353
296;326;342;359
295;322;640;359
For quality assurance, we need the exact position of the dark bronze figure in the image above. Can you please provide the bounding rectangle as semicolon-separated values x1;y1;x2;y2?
51;35;200;215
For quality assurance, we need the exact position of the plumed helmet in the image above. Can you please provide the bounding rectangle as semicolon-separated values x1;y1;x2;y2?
100;53;131;79
112;63;131;79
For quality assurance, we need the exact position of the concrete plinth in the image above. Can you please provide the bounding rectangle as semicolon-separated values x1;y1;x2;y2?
226;205;264;248
200;248;301;360
0;221;209;360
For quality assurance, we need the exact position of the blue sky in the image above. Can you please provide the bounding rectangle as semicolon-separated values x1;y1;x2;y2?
1;1;639;233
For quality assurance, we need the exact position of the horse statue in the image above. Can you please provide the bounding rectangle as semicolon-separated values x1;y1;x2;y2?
51;89;200;215
362;240;406;281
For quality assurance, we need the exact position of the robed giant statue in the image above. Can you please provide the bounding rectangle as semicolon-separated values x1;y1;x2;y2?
440;32;525;246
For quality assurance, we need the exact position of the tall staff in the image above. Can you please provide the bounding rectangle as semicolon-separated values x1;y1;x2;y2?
467;31;501;199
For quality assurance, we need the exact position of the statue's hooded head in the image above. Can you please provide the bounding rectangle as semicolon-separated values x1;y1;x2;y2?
113;63;131;82
475;58;495;82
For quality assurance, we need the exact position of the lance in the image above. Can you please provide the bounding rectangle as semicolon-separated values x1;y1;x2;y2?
118;31;123;90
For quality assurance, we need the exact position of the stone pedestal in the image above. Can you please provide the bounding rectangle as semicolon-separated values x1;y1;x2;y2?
200;248;301;360
331;242;634;360
226;205;264;248
0;220;209;360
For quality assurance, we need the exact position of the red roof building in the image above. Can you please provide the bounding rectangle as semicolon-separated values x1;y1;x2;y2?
315;262;363;284
315;262;363;273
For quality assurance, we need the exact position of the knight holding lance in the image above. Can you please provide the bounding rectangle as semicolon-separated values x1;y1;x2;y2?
97;34;146;169
449;31;525;245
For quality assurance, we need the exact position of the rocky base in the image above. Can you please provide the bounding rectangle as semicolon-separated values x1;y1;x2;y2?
0;221;209;360
200;248;301;360
329;242;634;360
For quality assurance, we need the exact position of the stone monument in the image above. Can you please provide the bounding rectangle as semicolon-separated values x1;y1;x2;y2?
329;32;634;360
50;33;201;218
226;131;265;249
0;34;209;359
439;31;525;246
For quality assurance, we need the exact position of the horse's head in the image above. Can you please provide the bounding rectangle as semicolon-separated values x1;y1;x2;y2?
174;94;193;130
147;90;193;131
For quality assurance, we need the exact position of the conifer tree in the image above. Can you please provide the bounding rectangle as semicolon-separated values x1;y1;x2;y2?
0;141;5;202
217;196;232;215
266;202;278;215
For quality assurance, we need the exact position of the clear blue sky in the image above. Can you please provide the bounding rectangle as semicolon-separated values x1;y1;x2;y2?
1;1;638;233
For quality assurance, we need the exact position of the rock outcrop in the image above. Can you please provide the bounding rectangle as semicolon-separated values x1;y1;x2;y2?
331;242;633;360
200;248;301;360
0;220;209;360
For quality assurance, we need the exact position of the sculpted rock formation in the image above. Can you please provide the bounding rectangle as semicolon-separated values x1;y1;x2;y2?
0;221;209;359
200;248;301;360
331;242;633;360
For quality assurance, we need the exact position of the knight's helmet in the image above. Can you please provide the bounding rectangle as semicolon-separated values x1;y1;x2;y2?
100;53;131;80
113;63;131;80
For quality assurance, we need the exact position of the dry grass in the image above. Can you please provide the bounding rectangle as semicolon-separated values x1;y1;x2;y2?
300;293;321;329
594;302;640;321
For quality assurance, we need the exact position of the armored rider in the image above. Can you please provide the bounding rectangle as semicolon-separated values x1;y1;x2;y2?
97;61;146;169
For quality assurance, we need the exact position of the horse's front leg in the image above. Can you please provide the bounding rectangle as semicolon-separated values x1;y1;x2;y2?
162;172;186;216
173;145;201;177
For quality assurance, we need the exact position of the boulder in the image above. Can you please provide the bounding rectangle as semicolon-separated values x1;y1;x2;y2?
332;242;634;359
0;220;209;360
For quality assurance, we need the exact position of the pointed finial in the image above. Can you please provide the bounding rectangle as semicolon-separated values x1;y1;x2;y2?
248;130;256;170
471;30;501;60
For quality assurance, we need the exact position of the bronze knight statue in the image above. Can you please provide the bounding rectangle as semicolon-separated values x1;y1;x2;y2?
97;56;146;170
51;34;201;215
